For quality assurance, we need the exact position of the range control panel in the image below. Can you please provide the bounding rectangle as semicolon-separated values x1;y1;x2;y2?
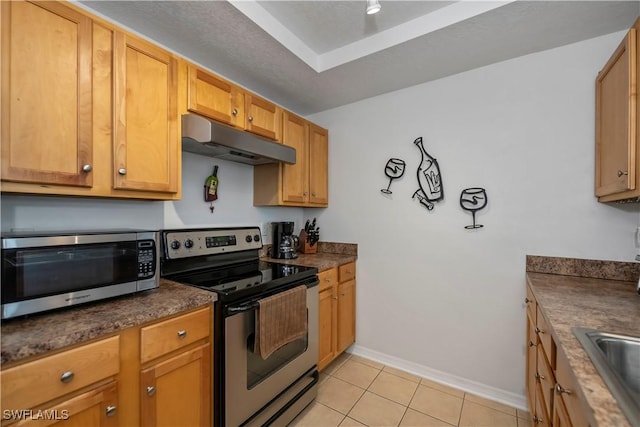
162;227;262;259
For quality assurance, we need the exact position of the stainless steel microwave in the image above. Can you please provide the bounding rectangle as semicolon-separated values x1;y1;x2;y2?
1;230;159;319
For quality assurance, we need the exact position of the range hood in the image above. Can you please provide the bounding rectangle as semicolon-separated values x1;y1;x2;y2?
181;114;296;165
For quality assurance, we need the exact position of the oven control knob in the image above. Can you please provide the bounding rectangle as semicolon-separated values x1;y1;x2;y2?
184;239;194;249
245;235;252;243
170;240;181;250
253;234;260;242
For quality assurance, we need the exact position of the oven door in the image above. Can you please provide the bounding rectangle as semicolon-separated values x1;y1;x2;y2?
224;281;318;427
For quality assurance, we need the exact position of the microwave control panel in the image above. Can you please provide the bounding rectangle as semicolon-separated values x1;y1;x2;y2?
137;240;157;278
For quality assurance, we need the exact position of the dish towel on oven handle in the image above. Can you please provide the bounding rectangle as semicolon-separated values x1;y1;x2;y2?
254;285;308;360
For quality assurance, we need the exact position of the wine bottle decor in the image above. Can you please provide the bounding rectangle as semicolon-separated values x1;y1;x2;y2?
412;137;443;210
460;187;488;229
204;165;219;213
381;158;406;194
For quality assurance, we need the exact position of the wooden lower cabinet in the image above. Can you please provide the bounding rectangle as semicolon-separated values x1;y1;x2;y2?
140;344;211;427
0;305;213;427
318;262;356;371
525;285;592;427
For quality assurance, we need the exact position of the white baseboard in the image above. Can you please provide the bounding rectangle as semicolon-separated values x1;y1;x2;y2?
348;344;528;411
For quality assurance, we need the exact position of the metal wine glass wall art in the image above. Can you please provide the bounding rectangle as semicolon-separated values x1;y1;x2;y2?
379;137;489;231
460;188;488;229
380;158;406;194
412;137;443;211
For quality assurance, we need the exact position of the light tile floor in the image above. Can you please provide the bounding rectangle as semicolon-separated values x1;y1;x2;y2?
289;353;532;427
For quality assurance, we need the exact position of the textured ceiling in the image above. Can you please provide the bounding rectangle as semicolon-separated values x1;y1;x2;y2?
78;1;639;116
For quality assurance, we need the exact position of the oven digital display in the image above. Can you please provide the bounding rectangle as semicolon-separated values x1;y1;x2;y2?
205;235;237;248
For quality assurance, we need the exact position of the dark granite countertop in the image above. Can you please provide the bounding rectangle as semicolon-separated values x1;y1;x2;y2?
1;279;216;365
261;241;358;272
526;256;640;427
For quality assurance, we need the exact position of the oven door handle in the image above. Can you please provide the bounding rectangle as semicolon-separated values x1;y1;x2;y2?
227;302;259;314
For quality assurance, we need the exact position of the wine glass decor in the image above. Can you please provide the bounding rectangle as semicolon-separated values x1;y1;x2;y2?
460;187;488;229
380;158;406;194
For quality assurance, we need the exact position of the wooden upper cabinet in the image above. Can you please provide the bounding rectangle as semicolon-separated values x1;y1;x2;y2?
281;112;309;203
113;32;179;193
1;1;93;187
187;66;243;128
253;115;328;207
308;123;329;205
596;23;638;202
245;93;281;141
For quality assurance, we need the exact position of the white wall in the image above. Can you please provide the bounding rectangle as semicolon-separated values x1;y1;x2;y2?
307;30;638;408
1;152;304;236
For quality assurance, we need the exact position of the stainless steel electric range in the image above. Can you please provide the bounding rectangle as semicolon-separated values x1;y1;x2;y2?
160;227;319;427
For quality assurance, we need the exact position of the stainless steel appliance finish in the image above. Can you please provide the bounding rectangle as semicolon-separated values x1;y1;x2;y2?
1;230;159;319
225;283;318;427
573;327;640;427
160;227;319;427
181;114;296;165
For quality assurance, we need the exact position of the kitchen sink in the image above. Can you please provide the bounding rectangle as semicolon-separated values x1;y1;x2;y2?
573;327;640;426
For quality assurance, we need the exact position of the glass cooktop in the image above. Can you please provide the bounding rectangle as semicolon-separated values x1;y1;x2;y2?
165;260;317;303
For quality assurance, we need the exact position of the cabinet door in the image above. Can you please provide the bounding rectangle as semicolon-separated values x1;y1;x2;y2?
308;123;329;206
318;285;337;371
245;94;280;140
595;28;637;197
1;1;93;187
187;67;243;128
337;279;356;354
552;393;572;427
140;343;211;427
281;112;308;204
113;32;179;193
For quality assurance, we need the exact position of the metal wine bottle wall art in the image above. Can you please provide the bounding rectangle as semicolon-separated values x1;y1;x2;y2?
379;136;488;229
412;137;443;211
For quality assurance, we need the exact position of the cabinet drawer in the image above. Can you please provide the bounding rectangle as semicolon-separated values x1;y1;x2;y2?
141;306;211;363
536;306;556;369
537;346;555;420
1;336;119;411
339;262;356;282
318;268;338;292
526;285;536;324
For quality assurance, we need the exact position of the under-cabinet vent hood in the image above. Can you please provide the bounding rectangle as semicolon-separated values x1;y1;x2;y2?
181;114;296;165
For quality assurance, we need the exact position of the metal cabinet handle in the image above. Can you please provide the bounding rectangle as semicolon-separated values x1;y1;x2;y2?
532;415;543;424
177;330;187;338
535;327;544;334
618;170;629;177
555;383;571;395
528;341;536;347
106;406;117;417
311;192;316;197
147;386;156;396
303;191;308;196
248;115;254;122
332;296;338;300
525;297;531;304
82;164;92;172
535;373;545;380
60;371;74;383
118;168;127;175
232;108;238;116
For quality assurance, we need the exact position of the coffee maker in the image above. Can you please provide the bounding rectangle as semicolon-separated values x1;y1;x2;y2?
271;221;299;259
